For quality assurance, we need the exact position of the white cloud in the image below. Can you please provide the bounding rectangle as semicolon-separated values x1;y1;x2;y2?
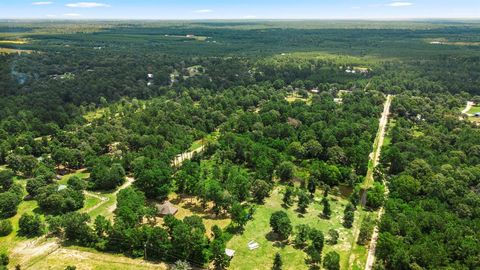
64;13;81;17
243;15;257;19
194;9;213;13
66;2;110;8
46;14;57;18
387;1;413;7
32;1;53;5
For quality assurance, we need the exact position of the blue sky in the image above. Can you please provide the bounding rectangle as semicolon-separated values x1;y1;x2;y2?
0;0;479;20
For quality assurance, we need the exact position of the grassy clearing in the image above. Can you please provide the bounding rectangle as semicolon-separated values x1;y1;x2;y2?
58;169;89;185
0;48;33;54
467;106;480;114
13;238;168;270
157;193;231;236
285;93;312;105
88;192;116;220
83;107;107;122
188;131;220;151
0;39;28;44
0;179;40;254
227;186;364;270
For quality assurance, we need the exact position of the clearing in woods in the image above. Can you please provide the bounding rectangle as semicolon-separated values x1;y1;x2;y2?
227;186;365;270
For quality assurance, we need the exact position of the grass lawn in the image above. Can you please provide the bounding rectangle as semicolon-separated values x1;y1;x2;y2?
467;106;480;114
227;186;365;270
88;192;117;220
0;179;41;255
58;169;90;185
285;93;312;105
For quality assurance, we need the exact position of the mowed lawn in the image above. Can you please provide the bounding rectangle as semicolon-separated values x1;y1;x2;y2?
467;106;480;114
227;186;365;270
0;179;41;255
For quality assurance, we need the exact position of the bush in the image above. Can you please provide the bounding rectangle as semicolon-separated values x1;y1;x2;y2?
269;211;292;240
0;253;8;266
18;213;45;237
0;220;13;236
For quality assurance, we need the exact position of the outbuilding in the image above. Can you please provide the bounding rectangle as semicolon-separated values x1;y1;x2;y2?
156;201;178;216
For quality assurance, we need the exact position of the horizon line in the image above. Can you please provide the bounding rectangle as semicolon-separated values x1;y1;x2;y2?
1;17;480;21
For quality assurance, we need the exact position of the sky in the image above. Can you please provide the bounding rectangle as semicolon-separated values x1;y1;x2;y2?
0;0;479;20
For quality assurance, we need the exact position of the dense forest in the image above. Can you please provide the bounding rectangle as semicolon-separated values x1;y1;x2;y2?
0;20;479;270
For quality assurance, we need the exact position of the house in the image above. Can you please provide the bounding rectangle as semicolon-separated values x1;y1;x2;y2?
353;67;370;74
186;34;195;38
310;88;319;94
147;74;154;79
475;112;480;117
57;185;67;191
156;201;178;216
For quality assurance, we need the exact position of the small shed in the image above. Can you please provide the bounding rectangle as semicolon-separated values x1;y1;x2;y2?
147;73;154;79
156;201;178;216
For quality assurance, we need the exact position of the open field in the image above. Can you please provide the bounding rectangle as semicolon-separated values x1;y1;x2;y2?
285;92;312;104
0;48;33;54
227;186;366;270
9;237;168;270
0;39;28;44
157;193;231;236
0;179;41;255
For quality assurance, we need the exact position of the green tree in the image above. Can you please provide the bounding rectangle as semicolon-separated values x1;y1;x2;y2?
67;176;86;191
343;203;355;228
322;197;331;219
0;220;13;237
294;224;310;247
0;253;8;267
211;226;229;269
297;190;310;213
18;213;45;237
270;211;292;240
230;203;248;230
0;169;14;192
251;179;270;203
272;252;282;270
277;161;294;182
0;192;21;218
357;215;375;245
282;186;294;207
327;229;339;245
323;251;340;270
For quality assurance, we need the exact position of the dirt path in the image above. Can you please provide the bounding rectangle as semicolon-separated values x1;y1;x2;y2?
364;95;393;270
172;145;205;167
462;101;474;115
347;94;392;270
106;176;135;214
83;191;109;213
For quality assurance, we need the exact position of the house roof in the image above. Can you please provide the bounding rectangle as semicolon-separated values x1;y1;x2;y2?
156;201;178;215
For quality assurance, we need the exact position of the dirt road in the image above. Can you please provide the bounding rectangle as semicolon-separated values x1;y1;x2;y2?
462;101;474;115
364;95;393;270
